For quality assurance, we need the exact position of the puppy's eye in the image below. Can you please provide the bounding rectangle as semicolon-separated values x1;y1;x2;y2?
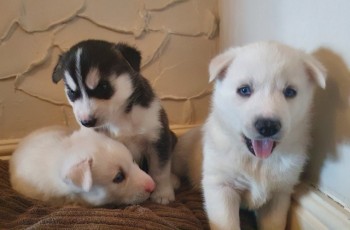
283;86;297;98
92;80;114;100
66;87;81;102
113;171;125;184
237;85;252;97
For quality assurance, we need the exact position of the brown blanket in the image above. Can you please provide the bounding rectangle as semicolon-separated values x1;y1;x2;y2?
0;160;256;229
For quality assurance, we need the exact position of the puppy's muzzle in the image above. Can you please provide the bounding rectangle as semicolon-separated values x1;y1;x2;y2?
80;118;97;127
254;118;281;137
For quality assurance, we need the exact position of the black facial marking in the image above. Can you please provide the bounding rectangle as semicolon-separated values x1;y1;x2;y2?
52;40;140;100
124;75;155;113
87;80;114;100
65;85;81;102
153;109;177;167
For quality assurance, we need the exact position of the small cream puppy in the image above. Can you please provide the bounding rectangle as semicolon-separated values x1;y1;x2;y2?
10;126;155;206
173;41;326;230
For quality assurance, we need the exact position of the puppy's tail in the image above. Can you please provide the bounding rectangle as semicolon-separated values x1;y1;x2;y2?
172;126;203;189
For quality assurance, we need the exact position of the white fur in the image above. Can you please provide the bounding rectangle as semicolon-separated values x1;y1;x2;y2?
10;126;155;206
173;41;327;230
64;71;77;91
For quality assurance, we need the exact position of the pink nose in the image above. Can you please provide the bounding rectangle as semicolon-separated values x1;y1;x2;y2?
144;179;156;193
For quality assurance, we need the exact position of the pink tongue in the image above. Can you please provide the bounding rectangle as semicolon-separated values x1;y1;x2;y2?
252;139;274;159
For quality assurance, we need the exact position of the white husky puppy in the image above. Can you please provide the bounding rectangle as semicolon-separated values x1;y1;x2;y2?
10;126;155;206
173;41;326;230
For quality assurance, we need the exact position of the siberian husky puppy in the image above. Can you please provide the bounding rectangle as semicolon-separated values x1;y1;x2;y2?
10;126;155;206
173;41;327;229
52;40;177;204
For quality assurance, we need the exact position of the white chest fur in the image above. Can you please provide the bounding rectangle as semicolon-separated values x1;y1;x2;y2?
203;120;307;210
103;101;162;162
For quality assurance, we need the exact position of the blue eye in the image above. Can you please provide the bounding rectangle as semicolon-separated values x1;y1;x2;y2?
113;171;125;184
237;86;252;97
283;87;297;98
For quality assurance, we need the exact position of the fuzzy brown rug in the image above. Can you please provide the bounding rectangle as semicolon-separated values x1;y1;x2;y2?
0;160;257;229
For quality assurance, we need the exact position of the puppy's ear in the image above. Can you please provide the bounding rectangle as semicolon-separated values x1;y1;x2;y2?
209;48;237;82
303;54;327;89
52;54;66;84
115;43;141;72
64;158;93;192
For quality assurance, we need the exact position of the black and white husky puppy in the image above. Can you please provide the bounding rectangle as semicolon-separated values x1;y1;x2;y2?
52;40;177;204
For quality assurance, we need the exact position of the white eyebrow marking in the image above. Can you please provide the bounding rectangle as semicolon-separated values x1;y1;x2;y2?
75;48;88;99
86;68;100;90
75;48;82;81
64;71;77;91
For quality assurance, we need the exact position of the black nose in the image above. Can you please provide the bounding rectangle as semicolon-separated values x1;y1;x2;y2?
254;118;281;137
80;118;97;127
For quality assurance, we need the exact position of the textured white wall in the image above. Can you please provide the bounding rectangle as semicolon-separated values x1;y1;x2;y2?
0;0;219;140
219;0;350;210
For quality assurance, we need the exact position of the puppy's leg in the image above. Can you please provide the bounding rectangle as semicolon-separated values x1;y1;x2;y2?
256;192;291;230
148;151;174;204
148;123;177;204
203;180;241;230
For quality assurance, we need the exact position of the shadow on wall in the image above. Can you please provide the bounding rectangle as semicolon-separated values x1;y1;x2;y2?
304;47;350;184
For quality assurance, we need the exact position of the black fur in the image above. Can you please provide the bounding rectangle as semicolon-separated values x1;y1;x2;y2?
153;109;178;166
52;40;154;110
125;75;155;113
53;40;133;84
114;43;141;72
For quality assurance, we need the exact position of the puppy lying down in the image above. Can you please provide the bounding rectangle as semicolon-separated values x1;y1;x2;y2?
10;126;155;206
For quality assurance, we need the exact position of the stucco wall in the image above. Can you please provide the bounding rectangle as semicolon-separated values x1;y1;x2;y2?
0;0;219;139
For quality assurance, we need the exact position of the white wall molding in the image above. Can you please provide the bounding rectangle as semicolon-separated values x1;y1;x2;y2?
289;183;350;229
171;124;200;136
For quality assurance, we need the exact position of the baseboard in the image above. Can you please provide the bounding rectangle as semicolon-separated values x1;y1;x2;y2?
171;124;199;136
289;183;350;230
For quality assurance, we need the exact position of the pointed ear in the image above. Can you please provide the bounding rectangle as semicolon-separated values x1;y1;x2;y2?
209;48;237;82
64;158;93;192
52;54;66;84
303;54;327;89
115;43;141;72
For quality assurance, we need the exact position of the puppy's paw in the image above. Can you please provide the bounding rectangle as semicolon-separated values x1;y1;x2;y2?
171;173;181;190
150;184;175;205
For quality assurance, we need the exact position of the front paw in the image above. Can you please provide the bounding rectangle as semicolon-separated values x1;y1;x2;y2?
150;183;175;205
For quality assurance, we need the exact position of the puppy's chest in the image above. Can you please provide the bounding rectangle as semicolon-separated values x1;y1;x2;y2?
117;135;150;162
229;160;293;209
103;126;159;163
108;110;161;141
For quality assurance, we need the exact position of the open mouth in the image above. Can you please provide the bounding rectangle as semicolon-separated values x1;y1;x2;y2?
243;135;277;159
